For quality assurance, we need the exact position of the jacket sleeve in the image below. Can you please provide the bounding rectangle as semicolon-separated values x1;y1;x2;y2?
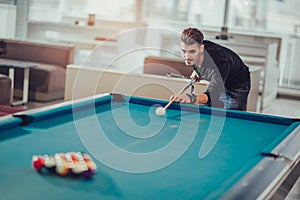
201;53;229;108
203;68;225;108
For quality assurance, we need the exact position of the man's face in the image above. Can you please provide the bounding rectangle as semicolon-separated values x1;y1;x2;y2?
180;42;204;66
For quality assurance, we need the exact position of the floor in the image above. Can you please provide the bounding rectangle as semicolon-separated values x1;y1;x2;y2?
17;98;64;110
261;97;300;118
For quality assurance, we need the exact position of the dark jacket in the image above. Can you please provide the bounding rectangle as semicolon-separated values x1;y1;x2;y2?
198;40;250;107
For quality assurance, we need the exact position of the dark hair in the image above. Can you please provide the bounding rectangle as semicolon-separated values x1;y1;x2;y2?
181;28;204;45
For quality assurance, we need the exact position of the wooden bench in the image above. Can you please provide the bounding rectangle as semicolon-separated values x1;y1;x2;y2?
64;64;208;101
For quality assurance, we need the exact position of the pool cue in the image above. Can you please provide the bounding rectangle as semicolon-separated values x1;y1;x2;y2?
163;78;197;110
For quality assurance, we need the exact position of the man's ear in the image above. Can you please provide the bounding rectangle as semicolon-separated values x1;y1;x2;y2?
200;44;204;53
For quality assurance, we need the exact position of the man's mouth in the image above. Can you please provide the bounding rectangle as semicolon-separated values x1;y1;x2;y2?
185;60;193;66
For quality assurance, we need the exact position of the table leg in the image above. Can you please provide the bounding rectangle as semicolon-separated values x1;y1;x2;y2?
8;68;14;105
22;68;29;103
11;68;30;106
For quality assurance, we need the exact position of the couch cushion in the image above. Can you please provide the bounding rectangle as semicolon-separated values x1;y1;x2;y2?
0;73;10;80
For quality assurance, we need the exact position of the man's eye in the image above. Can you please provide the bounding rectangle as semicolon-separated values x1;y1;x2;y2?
189;50;196;54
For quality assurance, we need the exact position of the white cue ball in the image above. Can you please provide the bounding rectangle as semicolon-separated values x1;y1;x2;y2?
156;107;166;116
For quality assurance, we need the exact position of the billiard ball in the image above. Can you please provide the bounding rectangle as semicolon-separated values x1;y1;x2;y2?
155;107;166;116
67;152;84;175
32;155;45;171
54;154;69;176
43;154;56;172
32;152;97;178
83;153;97;175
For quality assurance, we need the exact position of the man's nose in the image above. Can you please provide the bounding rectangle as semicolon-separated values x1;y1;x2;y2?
185;53;191;59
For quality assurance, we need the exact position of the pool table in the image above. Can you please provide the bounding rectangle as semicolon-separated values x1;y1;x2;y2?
0;93;299;200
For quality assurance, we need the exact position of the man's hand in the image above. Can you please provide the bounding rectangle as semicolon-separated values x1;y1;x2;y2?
170;94;192;104
190;70;200;81
170;93;209;105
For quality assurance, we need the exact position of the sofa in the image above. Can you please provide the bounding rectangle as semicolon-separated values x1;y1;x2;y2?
0;38;74;101
0;74;11;105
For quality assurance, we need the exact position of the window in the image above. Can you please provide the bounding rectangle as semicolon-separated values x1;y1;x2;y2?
29;0;136;23
0;0;16;5
227;0;300;35
28;0;300;35
144;0;225;27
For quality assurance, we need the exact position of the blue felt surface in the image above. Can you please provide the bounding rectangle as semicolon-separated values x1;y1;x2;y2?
0;94;298;200
0;115;23;131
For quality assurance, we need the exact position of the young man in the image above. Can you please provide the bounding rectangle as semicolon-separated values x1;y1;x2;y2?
171;27;251;111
